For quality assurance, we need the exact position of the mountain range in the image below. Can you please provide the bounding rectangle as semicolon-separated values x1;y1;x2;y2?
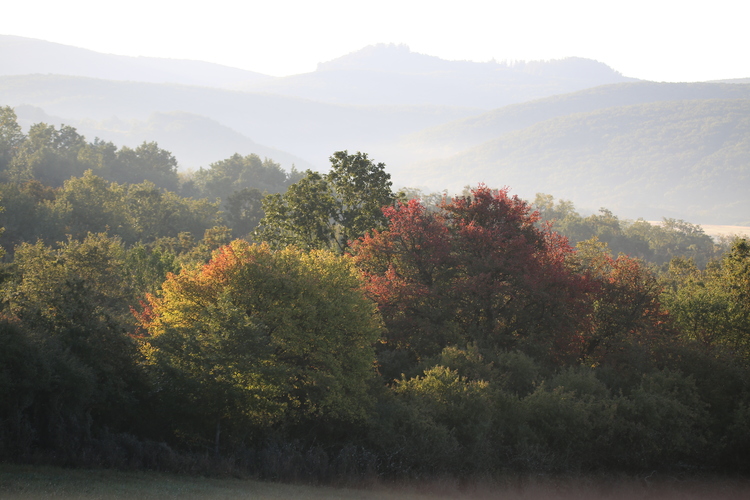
1;35;748;225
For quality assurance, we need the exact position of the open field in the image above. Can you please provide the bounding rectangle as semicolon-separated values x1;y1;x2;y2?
701;225;750;239
647;223;750;240
1;464;749;500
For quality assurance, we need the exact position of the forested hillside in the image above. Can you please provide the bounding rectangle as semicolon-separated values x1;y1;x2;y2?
399;81;750;160
1;106;749;479
408;98;750;224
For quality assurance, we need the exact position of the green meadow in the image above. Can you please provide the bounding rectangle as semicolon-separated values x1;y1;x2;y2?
2;464;749;500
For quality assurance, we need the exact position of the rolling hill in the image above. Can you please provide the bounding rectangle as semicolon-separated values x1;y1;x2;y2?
0;35;272;88
12;105;318;172
406;99;750;225
0;74;477;169
394;82;750;165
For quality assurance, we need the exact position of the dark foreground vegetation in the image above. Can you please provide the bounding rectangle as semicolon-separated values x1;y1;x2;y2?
1;106;749;482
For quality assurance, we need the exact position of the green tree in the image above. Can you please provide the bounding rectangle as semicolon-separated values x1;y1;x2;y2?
114;141;179;191
0;106;25;174
78;138;120;173
42;172;222;246
7;123;87;186
49;170;131;242
664;239;750;360
192;153;290;201
5;233;144;429
0;181;58;253
225;187;265;238
256;151;395;253
255;171;338;251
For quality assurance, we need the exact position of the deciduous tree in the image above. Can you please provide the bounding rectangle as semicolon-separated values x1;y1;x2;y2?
350;186;591;372
256;151;394;253
139;241;382;448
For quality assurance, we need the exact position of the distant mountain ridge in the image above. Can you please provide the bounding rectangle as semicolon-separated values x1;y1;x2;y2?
318;44;629;81
0;36;634;109
240;43;637;108
0;35;272;88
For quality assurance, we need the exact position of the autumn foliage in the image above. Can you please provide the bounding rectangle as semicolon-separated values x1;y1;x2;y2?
350;186;592;369
2;152;750;477
138;241;382;444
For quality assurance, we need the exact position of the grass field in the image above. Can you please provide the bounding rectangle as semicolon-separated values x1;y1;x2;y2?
1;464;750;500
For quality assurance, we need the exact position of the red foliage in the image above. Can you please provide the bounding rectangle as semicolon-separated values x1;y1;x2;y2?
130;297;156;339
580;252;674;366
201;243;240;284
350;186;593;364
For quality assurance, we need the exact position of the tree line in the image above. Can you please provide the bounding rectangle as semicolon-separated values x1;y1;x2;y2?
1;105;749;479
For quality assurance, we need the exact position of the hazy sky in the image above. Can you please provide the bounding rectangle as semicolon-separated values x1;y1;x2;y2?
2;0;747;82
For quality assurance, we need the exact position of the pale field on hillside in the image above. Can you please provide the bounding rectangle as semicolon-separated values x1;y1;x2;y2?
646;223;750;240
701;225;750;239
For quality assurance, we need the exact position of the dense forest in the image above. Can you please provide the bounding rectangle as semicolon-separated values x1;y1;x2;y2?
1;105;749;481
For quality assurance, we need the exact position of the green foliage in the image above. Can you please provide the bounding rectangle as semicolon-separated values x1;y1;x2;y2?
6;123;87;187
224;187;264;238
256;151;394;253
516;385;606;469
0;181;55;251
140;241;382;448
113;141;179;191
0;106;24;173
124;243;180;295
255;171;337;251
2;233;146;444
192;153;292;200
0;317;98;457
663;239;750;360
534;193;719;267
494;350;542;397
0;172;223;254
608;369;709;467
374;365;495;474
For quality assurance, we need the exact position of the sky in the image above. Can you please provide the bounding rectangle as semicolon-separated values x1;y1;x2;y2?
2;0;748;82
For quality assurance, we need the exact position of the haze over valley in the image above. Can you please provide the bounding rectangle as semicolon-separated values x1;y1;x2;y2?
1;34;748;225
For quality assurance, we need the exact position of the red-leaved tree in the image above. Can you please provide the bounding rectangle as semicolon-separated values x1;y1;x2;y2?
350;186;592;372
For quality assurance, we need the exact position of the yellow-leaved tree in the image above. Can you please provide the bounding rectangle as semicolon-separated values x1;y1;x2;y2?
138;240;382;452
